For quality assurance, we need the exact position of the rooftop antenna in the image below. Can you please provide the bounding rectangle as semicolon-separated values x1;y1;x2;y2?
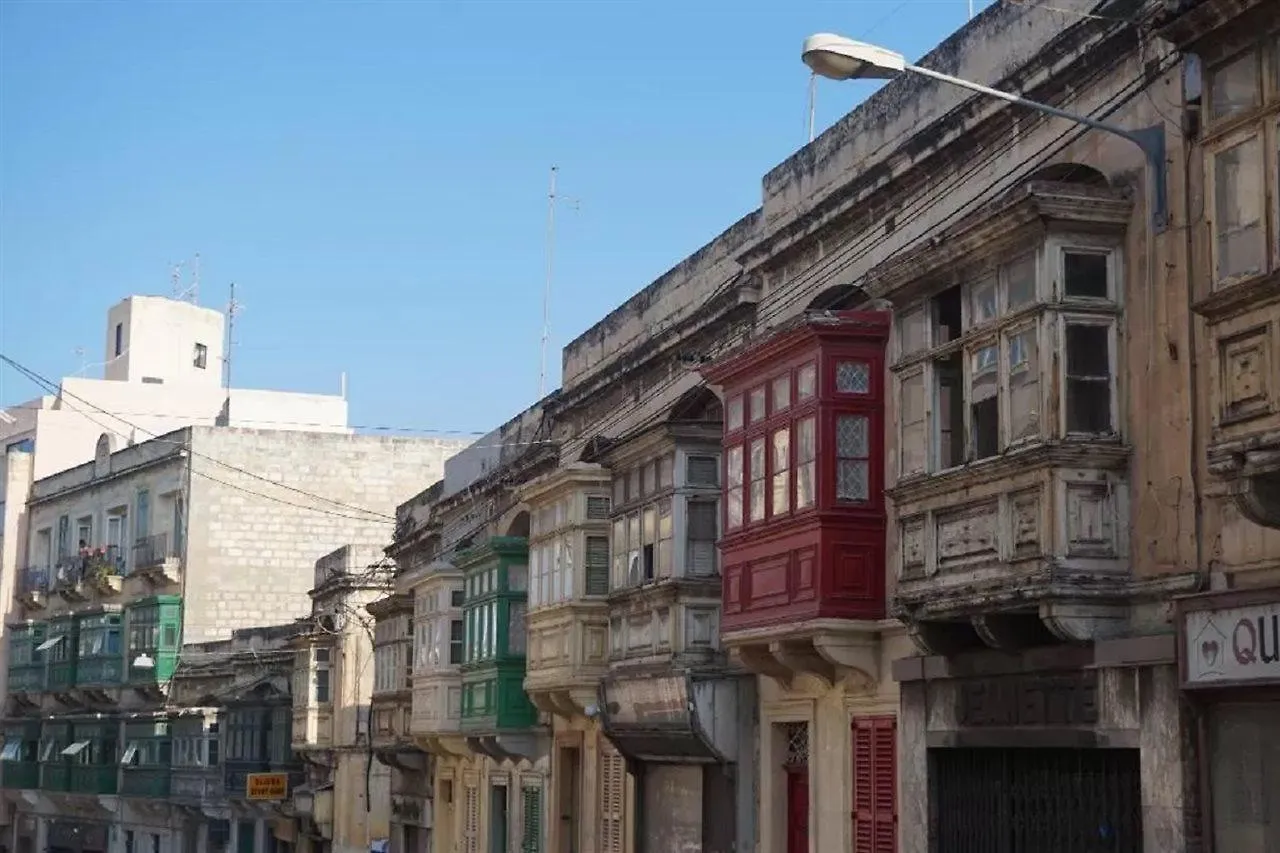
538;166;580;399
221;282;242;425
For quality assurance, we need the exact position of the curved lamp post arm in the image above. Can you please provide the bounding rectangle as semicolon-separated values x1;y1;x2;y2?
904;62;1169;232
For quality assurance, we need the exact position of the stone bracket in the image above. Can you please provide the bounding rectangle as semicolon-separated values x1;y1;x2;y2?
769;640;836;688
737;645;794;689
813;632;879;692
1039;602;1130;643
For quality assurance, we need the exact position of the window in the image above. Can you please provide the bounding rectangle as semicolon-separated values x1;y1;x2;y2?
726;446;744;529
586;495;611;520
193;343;208;369
726;396;744;432
748;438;766;522
772;375;791;412
687;500;718;575
748;387;766;423
835;415;870;502
898;372;926;477
797;363;817;399
687;455;718;487
1064;321;1115;434
1203;39;1280;289
894;239;1117;474
312;648;331;704
451;588;465;608
796;417;816;510
585;535;609;595
449;619;464;664
115;323;123;357
836;361;871;394
771;429;791;516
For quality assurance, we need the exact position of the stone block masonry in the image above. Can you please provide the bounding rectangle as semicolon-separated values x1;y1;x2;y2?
183;427;470;643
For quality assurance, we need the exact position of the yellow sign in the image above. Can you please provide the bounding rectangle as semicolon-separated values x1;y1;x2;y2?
246;773;289;801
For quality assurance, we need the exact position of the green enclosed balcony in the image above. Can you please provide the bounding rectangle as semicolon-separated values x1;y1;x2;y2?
44;616;78;692
38;722;72;793
127;596;182;686
120;719;171;798
459;536;539;749
1;722;42;789
64;720;119;795
7;622;47;695
76;611;124;688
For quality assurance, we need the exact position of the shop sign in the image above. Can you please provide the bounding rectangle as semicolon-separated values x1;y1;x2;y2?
1185;601;1280;686
956;672;1099;728
604;675;689;727
246;772;289;800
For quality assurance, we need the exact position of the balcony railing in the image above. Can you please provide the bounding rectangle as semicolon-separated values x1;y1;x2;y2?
19;567;49;595
77;657;124;688
170;767;224;802
52;547;126;587
7;665;45;693
132;533;180;576
121;767;170;798
70;764;118;795
1;761;39;789
39;762;71;792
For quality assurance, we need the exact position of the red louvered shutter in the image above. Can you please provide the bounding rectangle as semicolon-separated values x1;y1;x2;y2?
852;715;897;853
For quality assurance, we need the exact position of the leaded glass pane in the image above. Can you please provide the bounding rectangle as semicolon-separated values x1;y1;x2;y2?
836;360;870;394
837;460;869;501
836;415;868;458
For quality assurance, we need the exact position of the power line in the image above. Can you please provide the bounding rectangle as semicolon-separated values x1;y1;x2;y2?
1;354;405;522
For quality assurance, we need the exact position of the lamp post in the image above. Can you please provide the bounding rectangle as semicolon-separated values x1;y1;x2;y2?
801;33;1169;232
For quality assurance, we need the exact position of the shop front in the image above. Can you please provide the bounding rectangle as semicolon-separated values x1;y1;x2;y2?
600;672;756;853
1180;587;1280;852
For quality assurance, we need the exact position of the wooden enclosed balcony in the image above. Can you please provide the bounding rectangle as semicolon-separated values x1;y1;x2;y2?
517;463;613;717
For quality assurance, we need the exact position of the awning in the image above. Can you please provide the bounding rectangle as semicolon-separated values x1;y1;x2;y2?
370;840;389;853
60;740;90;757
0;741;21;761
35;635;63;652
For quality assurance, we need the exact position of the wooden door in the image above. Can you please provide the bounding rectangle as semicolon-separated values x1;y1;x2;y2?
785;766;809;853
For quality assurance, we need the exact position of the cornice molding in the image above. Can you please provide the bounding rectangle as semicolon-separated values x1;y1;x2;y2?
887;439;1131;506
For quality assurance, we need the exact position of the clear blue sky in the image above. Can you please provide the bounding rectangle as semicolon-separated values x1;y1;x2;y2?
1;0;994;438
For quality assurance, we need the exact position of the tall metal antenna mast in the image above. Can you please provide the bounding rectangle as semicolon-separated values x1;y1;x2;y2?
222;282;241;424
538;166;558;399
537;167;580;398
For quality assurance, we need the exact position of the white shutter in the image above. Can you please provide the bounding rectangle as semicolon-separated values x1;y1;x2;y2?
463;782;480;853
599;745;626;853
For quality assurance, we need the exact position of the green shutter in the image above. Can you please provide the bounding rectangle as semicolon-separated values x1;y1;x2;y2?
584;536;610;596
521;784;543;853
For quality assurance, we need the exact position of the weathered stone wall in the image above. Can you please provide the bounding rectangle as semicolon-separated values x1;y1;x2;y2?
183;428;468;642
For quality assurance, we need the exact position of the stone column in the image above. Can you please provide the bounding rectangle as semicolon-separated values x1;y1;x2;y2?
898;681;928;853
1140;664;1186;852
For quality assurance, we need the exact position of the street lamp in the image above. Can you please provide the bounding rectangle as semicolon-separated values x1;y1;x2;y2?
801;33;1169;231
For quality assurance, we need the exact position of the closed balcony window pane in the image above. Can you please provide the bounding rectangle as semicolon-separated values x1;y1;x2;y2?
1065;324;1114;434
899;372;926;477
835;415;870;502
1214;136;1266;283
1007;328;1040;442
748;438;767;522
796;417;816;509
726;445;744;529
771;429;791;516
1210;50;1261;121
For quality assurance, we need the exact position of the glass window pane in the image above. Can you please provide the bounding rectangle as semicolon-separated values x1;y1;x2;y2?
1214;135;1266;282
836;460;869;502
899;372;927;477
970;344;999;460
1065;324;1113;433
897;308;927;357
1210;50;1261;121
749;438;766;522
796;417;816;510
1063;252;1109;299
836;361;870;394
771;429;791;516
969;274;997;326
797;363;817;399
1007;328;1040;442
836;415;868;459
1003;254;1036;309
748;387;766;423
772;375;791;412
726;397;744;431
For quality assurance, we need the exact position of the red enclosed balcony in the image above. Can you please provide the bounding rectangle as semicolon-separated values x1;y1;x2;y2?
701;310;890;688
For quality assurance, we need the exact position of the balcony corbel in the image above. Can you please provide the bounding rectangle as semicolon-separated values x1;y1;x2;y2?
465;732;548;765
1039;603;1130;643
735;645;794;688
768;640;836;688
413;733;472;758
812;630;880;693
1208;431;1280;530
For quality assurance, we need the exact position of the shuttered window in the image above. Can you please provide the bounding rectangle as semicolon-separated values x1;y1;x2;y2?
463;782;480;853
686;499;718;576
520;783;543;853
586;496;611;520
585;536;610;596
687;455;719;487
852;715;897;853
599;746;626;853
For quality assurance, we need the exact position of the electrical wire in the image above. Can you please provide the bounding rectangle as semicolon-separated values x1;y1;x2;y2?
3;353;404;521
2;356;411;523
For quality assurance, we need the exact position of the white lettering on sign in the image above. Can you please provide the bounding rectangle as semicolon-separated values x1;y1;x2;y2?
1185;602;1280;685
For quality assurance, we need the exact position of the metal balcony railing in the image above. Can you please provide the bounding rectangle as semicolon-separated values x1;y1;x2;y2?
19;566;50;595
51;546;126;585
132;533;175;572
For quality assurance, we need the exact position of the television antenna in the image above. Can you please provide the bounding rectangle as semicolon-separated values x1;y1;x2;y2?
171;253;201;304
538;165;580;399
